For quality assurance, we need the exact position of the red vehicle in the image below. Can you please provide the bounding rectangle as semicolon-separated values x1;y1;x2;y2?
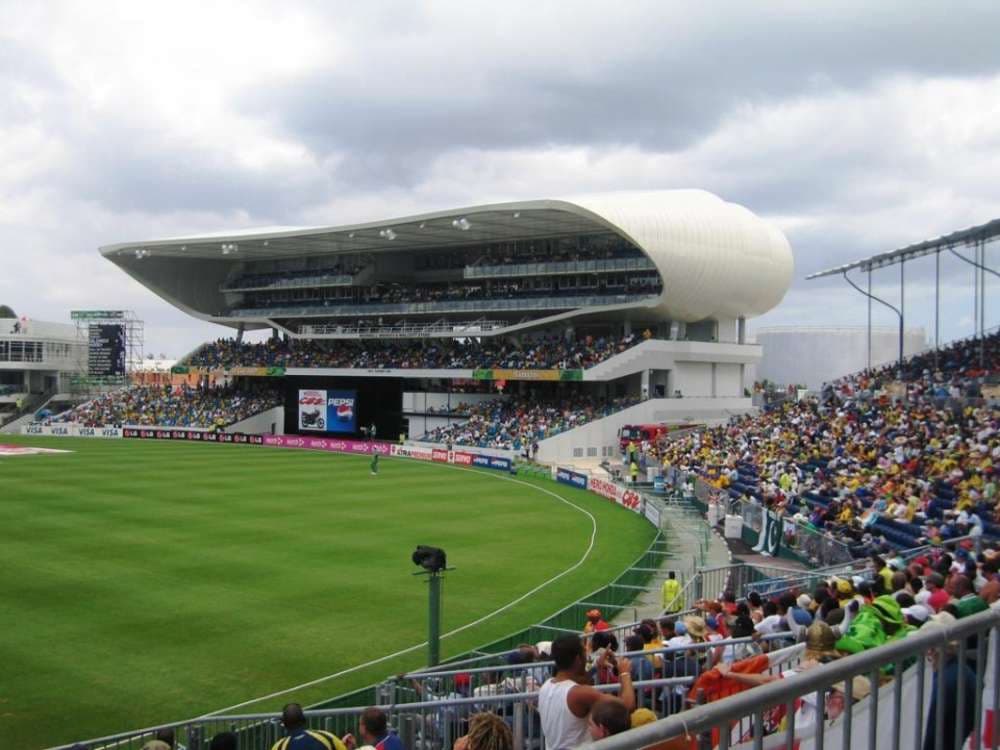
618;424;670;451
618;423;701;452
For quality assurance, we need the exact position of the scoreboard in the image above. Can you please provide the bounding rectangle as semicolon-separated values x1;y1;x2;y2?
88;323;126;376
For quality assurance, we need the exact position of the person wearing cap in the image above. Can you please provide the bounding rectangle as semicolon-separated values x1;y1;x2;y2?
835;595;911;655
834;578;856;609
665;620;690;649
901;604;931;627
538;635;634;750
583;609;609;646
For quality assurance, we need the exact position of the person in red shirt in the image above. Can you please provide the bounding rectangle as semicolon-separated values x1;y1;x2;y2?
583;609;609;633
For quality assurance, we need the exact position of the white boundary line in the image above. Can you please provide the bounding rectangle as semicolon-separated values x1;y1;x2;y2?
197;458;598;717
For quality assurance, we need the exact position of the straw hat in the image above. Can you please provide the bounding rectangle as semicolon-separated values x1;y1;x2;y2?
684;615;707;639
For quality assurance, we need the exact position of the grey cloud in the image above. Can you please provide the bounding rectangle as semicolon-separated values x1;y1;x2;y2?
240;2;1000;188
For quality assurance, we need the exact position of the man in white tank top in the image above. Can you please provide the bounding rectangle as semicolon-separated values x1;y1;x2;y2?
538;635;635;750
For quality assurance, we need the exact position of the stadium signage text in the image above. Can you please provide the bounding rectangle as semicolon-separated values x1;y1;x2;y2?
555;467;589;490
263;434;390;455
171;365;286;377
390;444;434;461
472;368;584;382
22;424;124;439
297;388;357;433
122;428;264;444
588;477;642;513
71;310;126;320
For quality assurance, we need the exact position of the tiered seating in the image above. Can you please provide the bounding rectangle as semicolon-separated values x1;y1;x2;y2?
658;331;1000;557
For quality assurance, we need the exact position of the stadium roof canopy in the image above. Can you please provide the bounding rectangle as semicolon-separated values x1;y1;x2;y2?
101;189;794;326
806;216;1000;279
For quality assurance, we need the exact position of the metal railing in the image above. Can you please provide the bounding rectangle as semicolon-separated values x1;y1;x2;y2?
464;257;656;279
589;606;1000;750
298;319;510;338
55;636;806;750
229;292;659;319
221;272;355;292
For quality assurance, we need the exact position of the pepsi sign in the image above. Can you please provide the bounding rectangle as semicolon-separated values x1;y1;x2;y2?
325;390;357;433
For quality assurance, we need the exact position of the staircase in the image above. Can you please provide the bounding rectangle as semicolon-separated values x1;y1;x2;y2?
611;491;730;626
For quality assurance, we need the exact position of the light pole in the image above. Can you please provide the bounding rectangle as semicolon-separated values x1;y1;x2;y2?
412;545;451;666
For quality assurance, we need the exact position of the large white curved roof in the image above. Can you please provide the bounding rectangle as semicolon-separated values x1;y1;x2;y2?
563;190;793;320
102;189;793;323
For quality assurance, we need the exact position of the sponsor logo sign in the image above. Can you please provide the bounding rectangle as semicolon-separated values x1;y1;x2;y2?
298;389;327;432
391;444;434;461
588;477;641;513
21;424;123;439
297;388;358;433
452;451;474;466
556;467;589;490
262;435;390;455
472;368;584;382
432;449;450;463
120;427;262;444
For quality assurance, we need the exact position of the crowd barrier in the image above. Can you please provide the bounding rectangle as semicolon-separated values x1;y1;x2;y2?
53;635;806;750
592;606;1000;750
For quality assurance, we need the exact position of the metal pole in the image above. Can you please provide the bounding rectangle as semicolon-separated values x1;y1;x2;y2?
980;237;986;369
428;572;442;666
899;259;905;374
934;249;940;370
867;268;872;370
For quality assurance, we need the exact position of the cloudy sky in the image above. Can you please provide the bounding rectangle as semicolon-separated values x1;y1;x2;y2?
2;0;999;356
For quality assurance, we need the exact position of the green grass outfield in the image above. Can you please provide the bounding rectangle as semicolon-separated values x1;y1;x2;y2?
0;435;655;749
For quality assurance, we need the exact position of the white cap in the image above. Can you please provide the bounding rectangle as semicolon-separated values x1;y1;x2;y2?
535;641;552;656
902;604;931;623
797;594;813;609
914;589;932;606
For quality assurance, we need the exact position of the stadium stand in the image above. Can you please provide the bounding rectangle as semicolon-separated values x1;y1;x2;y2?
656;330;1000;555
185;332;650;371
52;382;282;428
421;394;642;451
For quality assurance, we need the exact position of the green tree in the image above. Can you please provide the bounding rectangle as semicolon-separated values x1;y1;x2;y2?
0;304;15;318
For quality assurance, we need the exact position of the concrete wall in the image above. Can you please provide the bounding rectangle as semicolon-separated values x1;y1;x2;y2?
535;396;754;464
226;406;285;435
674;362;713;397
583;338;762;385
716;363;742;397
753;326;928;390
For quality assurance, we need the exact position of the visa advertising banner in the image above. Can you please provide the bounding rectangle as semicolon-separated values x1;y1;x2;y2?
556;467;589;490
298;388;358;433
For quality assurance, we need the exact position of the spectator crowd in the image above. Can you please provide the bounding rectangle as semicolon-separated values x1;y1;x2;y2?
655;331;1000;557
423;394;642;452
53;382;282;429
187;332;650;372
